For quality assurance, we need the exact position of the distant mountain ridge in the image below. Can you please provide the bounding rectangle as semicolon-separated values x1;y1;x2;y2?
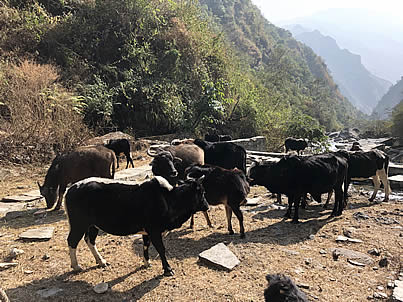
280;8;403;83
287;26;391;114
372;77;403;119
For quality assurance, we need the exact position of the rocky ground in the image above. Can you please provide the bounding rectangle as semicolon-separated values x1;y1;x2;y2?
0;154;402;302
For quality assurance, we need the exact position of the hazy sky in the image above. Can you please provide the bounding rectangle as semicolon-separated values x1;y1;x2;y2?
251;0;403;24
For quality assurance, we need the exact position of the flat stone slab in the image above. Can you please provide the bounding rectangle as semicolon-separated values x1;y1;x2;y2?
389;175;403;190
330;248;374;265
393;281;403;302
335;235;363;243
115;165;152;181
0;202;26;219
244;197;262;206
19;227;54;241
199;243;240;271
1;194;42;203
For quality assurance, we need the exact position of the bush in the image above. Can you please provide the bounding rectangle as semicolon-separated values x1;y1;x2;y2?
0;59;91;163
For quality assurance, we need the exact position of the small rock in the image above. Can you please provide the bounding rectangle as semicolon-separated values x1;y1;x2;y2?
0;262;18;269
93;282;108;294
348;259;366;267
297;283;310;289
377;286;385;291
304;258;312;265
373;292;388;299
9;248;24;259
368;248;381;256
335;235;363;243
36;288;63;298
387;282;395;289
319;249;327;255
308;234;315;240
379;258;389;268
343;227;356;238
24;270;33;274
42;254;50;261
373;267;379;271
330;278;336;281
199;243;240;271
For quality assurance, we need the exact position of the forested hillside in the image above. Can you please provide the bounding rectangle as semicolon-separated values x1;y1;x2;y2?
288;27;391;114
372;77;403;119
0;0;361;162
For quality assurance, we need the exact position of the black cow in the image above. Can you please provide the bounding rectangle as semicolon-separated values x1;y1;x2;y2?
205;134;233;142
284;138;308;155
350;142;363;151
264;274;308;302
249;154;348;223
65;176;208;276
104;138;134;169
193;139;246;172
186;164;250;238
147;143;204;185
334;150;390;203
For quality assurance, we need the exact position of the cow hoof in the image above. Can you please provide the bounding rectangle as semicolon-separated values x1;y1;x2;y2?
368;198;375;202
291;219;299;224
163;268;174;276
98;259;109;267
228;230;234;235
72;265;83;272
383;199;389;203
240;233;245;239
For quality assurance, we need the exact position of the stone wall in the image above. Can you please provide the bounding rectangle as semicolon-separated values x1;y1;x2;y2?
230;136;267;152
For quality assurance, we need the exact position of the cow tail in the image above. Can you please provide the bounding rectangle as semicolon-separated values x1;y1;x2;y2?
111;154;116;179
385;155;391;193
343;165;348;208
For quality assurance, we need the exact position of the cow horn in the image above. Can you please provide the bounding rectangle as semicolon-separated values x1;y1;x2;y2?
186;171;198;180
37;181;42;190
146;144;170;157
147;147;158;157
197;175;205;184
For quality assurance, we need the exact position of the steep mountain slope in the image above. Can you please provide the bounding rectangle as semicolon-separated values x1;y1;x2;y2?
280;8;403;83
372;77;403;119
288;28;391;114
199;0;359;131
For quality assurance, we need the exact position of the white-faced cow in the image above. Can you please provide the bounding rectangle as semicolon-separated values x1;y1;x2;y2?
65;176;208;276
248;154;348;223
264;274;308;302
193;139;247;173
285;138;308;155
147;143;204;185
38;145;116;210
104;138;134;169
186;164;250;238
334;149;390;203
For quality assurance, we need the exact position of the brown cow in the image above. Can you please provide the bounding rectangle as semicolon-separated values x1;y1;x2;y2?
38;145;116;210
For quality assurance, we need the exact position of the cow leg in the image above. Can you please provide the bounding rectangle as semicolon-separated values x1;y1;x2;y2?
301;193;308;209
202;211;213;227
276;194;282;204
189;214;195;229
377;169;390;202
369;175;381;202
125;152;134;169
284;195;293;219
324;191;333;208
142;235;151;268
225;205;234;235
67;227;86;271
232;205;245;238
84;226;107;267
331;187;343;217
54;185;66;211
149;232;173;276
291;196;301;224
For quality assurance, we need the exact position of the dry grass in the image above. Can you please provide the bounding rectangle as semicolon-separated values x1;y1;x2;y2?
0;156;402;302
0;59;91;163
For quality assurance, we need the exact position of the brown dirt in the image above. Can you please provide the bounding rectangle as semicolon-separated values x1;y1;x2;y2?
0;152;402;302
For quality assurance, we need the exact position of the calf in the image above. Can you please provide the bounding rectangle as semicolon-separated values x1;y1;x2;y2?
264;274;308;302
65;176;208;276
186;164;250;238
334;150;390;203
104;138;134;169
249;154;348;223
193;139;246;172
284;138;308;155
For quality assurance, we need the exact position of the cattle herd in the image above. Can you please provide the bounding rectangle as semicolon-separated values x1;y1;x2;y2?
37;136;392;301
